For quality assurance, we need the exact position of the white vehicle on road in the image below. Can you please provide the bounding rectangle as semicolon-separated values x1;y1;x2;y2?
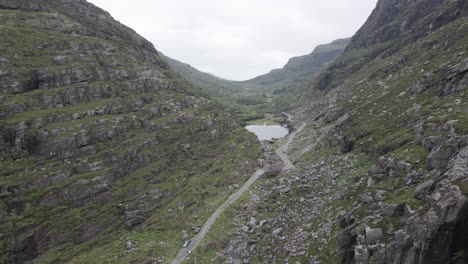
182;240;191;248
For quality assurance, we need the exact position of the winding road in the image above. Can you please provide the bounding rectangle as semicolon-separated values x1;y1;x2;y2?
276;121;306;171
170;116;306;264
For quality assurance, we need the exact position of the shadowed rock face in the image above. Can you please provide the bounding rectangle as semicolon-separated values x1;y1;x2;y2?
347;0;468;50
316;0;468;92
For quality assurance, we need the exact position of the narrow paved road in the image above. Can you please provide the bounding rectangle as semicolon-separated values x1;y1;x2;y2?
276;121;306;171
171;169;264;264
282;112;294;122
171;117;306;264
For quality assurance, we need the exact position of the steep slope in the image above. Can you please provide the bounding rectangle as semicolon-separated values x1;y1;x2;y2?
161;55;266;123
316;0;468;91
0;0;261;263
164;56;271;125
184;0;468;263
161;54;244;99
246;38;350;91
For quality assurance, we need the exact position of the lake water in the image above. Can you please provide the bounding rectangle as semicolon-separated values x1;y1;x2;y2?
245;125;289;141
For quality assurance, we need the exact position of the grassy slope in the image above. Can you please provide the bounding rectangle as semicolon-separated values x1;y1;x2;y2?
0;6;261;263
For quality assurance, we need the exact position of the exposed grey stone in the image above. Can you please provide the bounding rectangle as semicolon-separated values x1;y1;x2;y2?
371;243;387;264
414;179;434;200
247;217;256;228
445;147;468;179
374;190;386;202
365;227;383;244
126;240;135;250
53;55;69;65
382;204;398;217
432;186;466;223
407;80;427;94
354;245;369;264
393;230;412;262
360;193;374;204
427;146;454;171
272;228;282;236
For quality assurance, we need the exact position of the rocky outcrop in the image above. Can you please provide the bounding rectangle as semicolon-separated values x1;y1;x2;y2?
347;0;468;50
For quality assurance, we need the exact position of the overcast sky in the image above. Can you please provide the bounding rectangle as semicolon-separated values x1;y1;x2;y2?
87;0;378;80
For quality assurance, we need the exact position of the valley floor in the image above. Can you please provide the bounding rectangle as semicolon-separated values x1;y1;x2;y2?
175;116;306;264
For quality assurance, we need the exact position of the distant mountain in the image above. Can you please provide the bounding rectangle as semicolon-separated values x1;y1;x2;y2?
163;38;350;118
161;54;244;98
246;38;350;89
164;38;350;94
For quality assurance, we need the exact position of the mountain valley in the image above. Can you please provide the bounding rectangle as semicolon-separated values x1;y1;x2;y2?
0;0;467;264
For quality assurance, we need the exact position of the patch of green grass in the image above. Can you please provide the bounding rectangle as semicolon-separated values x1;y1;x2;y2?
384;186;426;209
3;98;117;125
300;147;336;163
455;180;468;196
390;144;429;169
246;113;283;125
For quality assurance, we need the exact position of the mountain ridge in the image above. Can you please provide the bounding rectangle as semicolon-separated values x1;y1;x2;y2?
247;38;350;86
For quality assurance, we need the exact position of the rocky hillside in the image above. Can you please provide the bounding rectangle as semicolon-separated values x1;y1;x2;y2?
247;38;350;91
185;0;468;263
0;0;262;263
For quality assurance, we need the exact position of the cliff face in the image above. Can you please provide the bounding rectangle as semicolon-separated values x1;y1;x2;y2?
347;0;468;50
317;0;468;91
0;0;261;263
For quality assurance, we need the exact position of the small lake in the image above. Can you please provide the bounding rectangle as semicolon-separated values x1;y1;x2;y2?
245;125;289;141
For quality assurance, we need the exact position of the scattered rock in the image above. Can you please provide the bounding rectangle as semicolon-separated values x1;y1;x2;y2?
126;240;135;250
365;227;383;244
415;179;434;200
